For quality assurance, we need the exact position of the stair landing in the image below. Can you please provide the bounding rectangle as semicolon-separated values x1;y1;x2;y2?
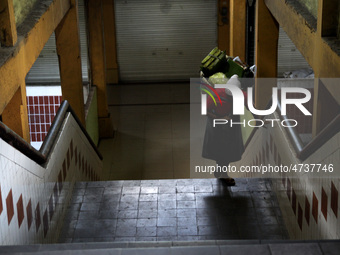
59;178;288;243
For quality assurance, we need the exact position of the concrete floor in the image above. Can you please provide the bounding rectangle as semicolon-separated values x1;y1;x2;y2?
99;83;192;180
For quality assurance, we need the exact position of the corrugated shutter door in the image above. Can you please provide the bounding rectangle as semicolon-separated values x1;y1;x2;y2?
78;0;89;81
26;0;89;83
25;33;60;83
278;27;311;77
114;0;218;83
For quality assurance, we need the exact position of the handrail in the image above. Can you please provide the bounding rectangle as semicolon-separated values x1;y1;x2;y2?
298;114;340;160
244;97;340;162
0;100;103;166
277;100;305;153
40;100;70;157
277;100;340;161
0;122;46;164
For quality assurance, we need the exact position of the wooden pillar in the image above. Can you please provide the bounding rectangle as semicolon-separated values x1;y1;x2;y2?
218;0;230;51
87;0;113;138
229;0;246;61
319;0;339;37
2;82;30;143
55;0;85;125
0;0;17;46
20;82;30;142
103;0;119;84
312;0;340;136
254;0;279;109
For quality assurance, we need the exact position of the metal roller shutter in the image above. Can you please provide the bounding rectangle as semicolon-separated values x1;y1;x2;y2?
25;0;89;83
114;0;218;83
278;27;311;77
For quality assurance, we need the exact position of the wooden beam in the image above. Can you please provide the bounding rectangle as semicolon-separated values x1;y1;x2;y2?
87;0;113;138
103;0;119;84
264;0;340;78
264;0;316;70
55;0;85;125
0;0;17;46
265;0;340;137
229;0;246;61
20;81;30;142
218;0;230;51
2;82;30;142
0;0;71;114
2;87;23;137
254;0;279;108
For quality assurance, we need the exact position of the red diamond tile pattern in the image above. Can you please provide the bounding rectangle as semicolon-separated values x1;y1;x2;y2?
312;192;318;224
17;194;24;228
292;189;297;215
6;189;14;225
298;203;303;230
26;199;33;231
331;182;338;218
287;179;292;201
63;160;67;180
53;183;59;208
35;203;41;233
305;196;310;226
321;188;328;221
49;195;54;221
43;209;49;238
58;171;63;192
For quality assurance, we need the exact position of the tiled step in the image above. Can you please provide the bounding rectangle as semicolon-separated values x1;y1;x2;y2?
0;240;339;255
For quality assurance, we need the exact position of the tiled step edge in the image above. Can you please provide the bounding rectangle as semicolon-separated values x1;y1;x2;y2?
0;239;340;254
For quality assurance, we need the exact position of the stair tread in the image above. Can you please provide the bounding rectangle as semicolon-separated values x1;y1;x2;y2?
1;240;340;255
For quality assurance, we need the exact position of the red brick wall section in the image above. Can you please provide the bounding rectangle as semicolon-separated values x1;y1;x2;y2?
27;96;62;142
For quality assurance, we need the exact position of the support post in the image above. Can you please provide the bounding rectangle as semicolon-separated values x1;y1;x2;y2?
218;0;230;51
229;0;246;61
55;0;86;125
2;83;30;143
103;0;119;84
87;0;113;138
0;0;17;46
319;0;339;37
254;0;279;109
312;0;340;137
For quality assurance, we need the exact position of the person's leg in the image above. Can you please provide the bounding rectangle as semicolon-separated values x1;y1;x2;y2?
215;160;235;186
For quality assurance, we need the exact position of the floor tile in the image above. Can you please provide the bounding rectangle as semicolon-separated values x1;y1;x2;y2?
157;217;177;227
157;226;177;237
136;227;157;237
137;218;157;227
138;209;158;218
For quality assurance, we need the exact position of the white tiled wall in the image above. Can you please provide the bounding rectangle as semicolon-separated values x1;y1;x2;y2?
233;111;340;240
0;113;103;245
